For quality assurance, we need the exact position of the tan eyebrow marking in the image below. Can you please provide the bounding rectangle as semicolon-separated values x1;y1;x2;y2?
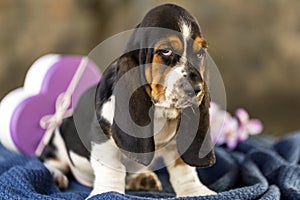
193;36;208;53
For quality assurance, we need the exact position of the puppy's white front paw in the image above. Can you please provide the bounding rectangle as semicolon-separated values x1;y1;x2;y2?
177;186;216;197
86;188;124;199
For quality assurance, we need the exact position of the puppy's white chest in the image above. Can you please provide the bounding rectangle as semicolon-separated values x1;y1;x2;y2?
154;107;179;147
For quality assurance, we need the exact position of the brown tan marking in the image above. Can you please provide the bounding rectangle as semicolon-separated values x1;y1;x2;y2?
193;36;208;53
150;83;165;102
150;54;166;102
192;36;208;80
155;35;183;53
174;157;186;167
148;35;184;102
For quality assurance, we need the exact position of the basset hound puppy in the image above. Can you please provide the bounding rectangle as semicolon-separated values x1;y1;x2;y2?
41;3;216;198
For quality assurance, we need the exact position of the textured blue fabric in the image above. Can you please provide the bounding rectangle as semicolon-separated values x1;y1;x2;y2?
0;132;299;200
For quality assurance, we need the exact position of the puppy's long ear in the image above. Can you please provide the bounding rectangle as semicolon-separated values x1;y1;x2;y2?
111;51;155;166
177;86;215;167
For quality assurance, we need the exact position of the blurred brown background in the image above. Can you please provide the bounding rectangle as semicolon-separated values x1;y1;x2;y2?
0;0;299;136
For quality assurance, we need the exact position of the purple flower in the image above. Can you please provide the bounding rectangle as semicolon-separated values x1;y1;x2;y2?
210;102;263;150
235;108;263;141
222;113;239;150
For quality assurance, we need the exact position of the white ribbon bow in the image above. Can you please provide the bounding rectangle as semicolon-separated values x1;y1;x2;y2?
35;57;89;156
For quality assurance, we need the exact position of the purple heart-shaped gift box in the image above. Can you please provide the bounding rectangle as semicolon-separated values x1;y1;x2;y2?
0;54;101;155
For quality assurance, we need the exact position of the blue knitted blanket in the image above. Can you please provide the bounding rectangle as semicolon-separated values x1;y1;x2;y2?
0;132;299;200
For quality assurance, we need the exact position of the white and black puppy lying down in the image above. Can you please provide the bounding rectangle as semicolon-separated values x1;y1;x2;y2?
40;4;216;198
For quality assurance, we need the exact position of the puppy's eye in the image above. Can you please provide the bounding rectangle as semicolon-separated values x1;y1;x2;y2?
197;48;205;59
160;49;173;57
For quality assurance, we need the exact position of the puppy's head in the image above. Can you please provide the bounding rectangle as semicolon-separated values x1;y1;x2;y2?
136;4;209;110
108;4;215;167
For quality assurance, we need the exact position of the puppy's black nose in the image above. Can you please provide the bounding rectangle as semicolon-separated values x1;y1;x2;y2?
194;85;202;94
182;82;202;96
184;86;201;96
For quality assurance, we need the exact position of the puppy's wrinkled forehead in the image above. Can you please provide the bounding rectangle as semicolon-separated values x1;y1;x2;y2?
153;21;192;57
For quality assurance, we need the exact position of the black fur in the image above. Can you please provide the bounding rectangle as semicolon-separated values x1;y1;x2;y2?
177;88;215;167
39;133;56;161
139;4;202;38
60;117;90;163
106;52;155;166
95;63;117;136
